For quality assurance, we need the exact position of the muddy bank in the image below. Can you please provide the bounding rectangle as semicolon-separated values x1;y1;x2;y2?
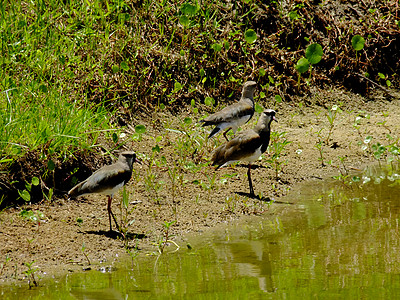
0;88;399;284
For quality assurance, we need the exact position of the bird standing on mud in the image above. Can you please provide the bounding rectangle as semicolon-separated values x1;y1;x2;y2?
68;151;141;232
212;109;277;196
200;81;257;141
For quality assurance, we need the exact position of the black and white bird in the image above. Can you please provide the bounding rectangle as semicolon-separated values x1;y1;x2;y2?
200;81;257;141
212;109;277;196
68;151;141;232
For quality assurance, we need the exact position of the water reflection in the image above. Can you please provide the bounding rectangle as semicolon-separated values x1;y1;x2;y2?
3;164;400;298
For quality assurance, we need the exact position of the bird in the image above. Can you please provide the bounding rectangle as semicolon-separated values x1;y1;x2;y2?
68;151;141;232
200;81;257;141
211;109;277;196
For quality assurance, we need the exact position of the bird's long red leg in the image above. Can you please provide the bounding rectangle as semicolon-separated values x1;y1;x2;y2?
247;164;254;196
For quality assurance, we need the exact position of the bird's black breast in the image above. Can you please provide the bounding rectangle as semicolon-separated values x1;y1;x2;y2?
260;131;271;153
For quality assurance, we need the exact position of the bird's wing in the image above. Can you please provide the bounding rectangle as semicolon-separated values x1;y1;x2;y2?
202;101;253;125
70;164;132;196
223;130;261;161
212;130;261;166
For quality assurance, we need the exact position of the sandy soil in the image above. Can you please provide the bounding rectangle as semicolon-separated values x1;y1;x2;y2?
1;88;399;284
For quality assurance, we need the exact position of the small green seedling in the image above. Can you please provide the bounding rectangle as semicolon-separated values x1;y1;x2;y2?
132;125;146;141
295;43;323;90
18;177;40;202
23;261;38;288
351;35;365;62
81;242;91;265
158;220;179;254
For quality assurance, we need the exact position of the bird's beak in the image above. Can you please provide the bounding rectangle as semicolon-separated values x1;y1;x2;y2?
273;116;277;122
135;157;143;165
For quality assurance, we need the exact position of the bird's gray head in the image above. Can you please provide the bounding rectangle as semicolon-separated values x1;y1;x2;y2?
241;81;257;99
118;151;141;169
257;109;277;129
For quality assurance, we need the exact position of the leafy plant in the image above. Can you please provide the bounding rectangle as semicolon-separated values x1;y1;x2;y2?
295;43;323;89
81;242;91;265
19;209;45;231
314;129;326;167
23;261;39;288
351;34;365;62
325;104;342;144
132;125;147;141
157;221;179;254
266;131;292;179
17;177;40;202
117;186;137;244
244;29;257;44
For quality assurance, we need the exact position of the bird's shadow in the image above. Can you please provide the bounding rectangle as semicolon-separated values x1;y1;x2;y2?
84;230;147;240
235;192;294;204
235;191;272;202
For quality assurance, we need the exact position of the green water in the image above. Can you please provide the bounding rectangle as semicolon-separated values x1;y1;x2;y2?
2;165;400;299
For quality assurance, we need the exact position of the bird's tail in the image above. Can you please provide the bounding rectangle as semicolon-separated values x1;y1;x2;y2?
208;127;221;139
67;182;84;199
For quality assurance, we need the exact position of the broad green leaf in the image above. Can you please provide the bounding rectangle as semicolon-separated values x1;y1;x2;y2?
351;35;365;51
288;10;300;20
47;160;55;171
184;117;192;125
255;103;264;113
19;189;30;202
295;57;310;74
179;15;190;27
112;65;119;73
204;97;215;106
211;43;222;52
31;177;40;186
112;132;118;143
275;95;283;103
174;81;182;92
305;43;323;65
181;3;197;16
120;61;129;71
244;29;257;44
135;125;146;134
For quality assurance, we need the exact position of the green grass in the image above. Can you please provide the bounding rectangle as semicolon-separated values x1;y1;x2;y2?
0;0;398;205
0;89;113;160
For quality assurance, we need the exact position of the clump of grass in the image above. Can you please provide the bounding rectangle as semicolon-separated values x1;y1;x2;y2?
0;90;114;159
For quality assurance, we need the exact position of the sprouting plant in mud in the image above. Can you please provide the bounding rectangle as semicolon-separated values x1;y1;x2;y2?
331;156;351;187
314;137;326;167
125;244;140;269
81;242;91;265
377;111;391;133
23;261;39;288
144;150;164;205
117;186;138;246
266;131;292;179
168;115;209;165
19;209;45;232
224;195;239;213
359;132;400;167
0;255;11;277
156;220;179;254
325;104;342;145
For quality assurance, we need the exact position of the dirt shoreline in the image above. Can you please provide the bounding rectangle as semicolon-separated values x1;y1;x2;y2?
1;88;399;284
